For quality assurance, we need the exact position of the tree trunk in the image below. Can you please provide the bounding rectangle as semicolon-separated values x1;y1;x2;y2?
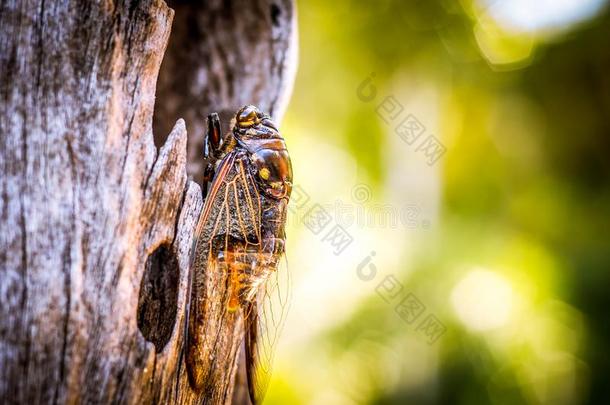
0;1;297;404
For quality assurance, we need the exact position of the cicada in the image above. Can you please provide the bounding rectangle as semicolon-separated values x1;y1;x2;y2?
186;105;292;404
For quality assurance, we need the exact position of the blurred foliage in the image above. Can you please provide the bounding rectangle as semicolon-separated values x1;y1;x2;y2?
273;0;610;404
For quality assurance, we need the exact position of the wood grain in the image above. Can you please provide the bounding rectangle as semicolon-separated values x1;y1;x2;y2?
0;0;296;403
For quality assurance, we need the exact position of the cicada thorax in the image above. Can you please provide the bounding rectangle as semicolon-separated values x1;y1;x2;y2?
234;118;293;201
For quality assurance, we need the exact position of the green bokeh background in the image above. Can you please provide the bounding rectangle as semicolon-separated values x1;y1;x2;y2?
267;1;610;404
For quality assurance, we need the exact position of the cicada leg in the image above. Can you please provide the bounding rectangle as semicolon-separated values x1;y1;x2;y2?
201;113;222;195
202;112;237;196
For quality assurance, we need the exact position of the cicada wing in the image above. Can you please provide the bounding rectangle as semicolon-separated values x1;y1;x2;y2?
186;159;228;390
189;153;237;260
186;151;264;392
245;253;292;404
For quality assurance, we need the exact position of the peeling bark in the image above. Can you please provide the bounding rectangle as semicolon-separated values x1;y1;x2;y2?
0;0;296;403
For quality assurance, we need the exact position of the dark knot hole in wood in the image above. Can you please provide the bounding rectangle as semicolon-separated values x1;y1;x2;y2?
137;243;180;352
270;3;281;26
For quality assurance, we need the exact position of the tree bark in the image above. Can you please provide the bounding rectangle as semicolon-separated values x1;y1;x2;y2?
0;1;297;404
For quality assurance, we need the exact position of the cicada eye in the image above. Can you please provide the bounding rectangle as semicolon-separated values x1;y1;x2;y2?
259;167;270;180
252;148;293;199
236;105;261;128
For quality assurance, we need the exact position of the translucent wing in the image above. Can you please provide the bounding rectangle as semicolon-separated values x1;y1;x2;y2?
245;252;292;404
187;147;291;403
186;152;262;392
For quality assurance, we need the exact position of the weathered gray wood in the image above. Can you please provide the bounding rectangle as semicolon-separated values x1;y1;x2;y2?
0;0;297;404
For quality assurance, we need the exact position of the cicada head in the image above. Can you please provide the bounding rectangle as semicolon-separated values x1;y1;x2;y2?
235;105;263;128
232;105;293;200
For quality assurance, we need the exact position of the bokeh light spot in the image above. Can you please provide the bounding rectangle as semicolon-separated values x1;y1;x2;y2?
451;268;514;332
480;0;607;34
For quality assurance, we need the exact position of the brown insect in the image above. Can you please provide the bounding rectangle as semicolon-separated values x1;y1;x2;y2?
186;105;292;404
